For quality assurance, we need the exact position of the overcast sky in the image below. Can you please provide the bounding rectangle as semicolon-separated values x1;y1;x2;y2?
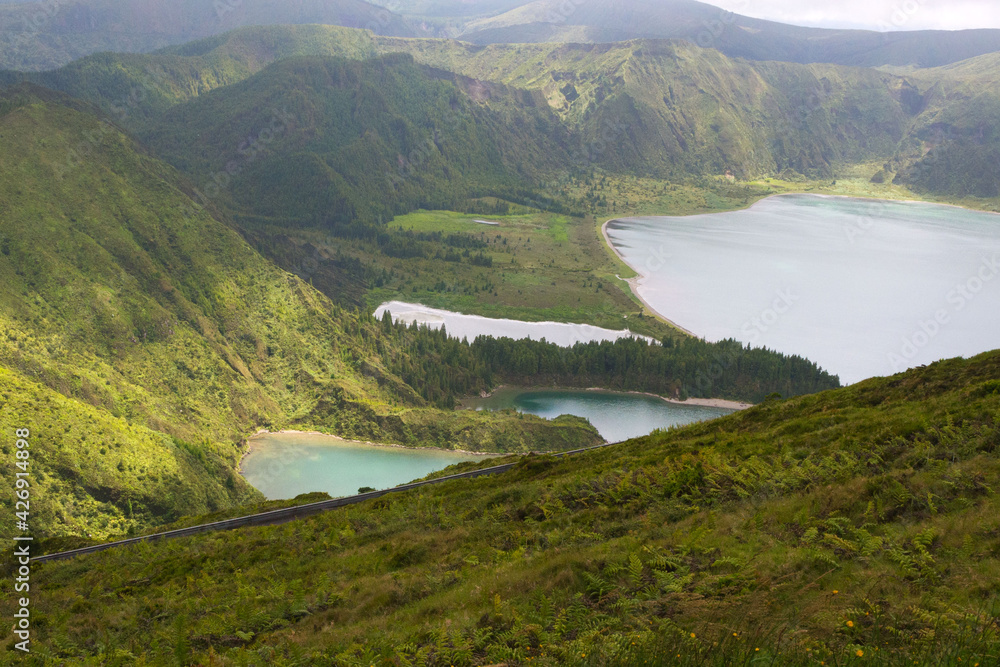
698;0;1000;31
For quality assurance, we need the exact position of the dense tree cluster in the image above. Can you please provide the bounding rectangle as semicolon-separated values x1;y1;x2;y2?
374;314;840;408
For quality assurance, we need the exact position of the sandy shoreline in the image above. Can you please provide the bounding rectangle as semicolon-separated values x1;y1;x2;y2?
601;219;697;337
796;192;1000;217
600;191;1000;376
239;429;497;473
466;384;751;412
581;386;750;411
659;394;750;410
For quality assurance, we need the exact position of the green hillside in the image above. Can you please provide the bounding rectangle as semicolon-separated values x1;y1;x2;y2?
0;25;383;122
18;351;1000;664
0;84;394;446
891;53;1000;198
4;25;949;183
0;365;264;542
0;0;419;71
3;28;927;203
138;53;570;228
377;37;915;179
0;85;608;537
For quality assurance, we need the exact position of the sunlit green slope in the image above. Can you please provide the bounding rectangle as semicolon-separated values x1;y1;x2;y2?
0;85;603;537
21;351;1000;664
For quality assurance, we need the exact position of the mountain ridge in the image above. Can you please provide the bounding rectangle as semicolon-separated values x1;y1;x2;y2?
4;0;1000;72
456;0;1000;69
6;23;995;220
0;0;421;70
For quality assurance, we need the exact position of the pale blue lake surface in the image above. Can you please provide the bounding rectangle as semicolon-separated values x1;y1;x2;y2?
241;432;495;500
373;301;654;346
466;388;733;443
606;195;1000;384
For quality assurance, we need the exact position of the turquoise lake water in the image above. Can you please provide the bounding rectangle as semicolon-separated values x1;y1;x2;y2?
466;388;733;443
240;432;495;500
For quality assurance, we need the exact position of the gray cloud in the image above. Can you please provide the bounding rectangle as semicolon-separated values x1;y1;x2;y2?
699;0;1000;31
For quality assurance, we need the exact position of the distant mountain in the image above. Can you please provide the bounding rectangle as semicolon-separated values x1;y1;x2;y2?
3;23;996;204
0;0;421;70
0;26;916;183
372;37;917;180
4;0;1000;73
369;0;528;19
137;53;572;228
892;52;1000;198
0;25;384;120
458;0;1000;69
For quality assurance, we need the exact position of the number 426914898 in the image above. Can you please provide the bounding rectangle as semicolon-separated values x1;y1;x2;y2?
15;428;30;526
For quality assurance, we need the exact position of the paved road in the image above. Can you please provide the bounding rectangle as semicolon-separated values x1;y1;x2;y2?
32;442;615;564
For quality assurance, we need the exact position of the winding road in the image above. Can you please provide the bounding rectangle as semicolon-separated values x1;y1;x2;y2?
32;442;618;564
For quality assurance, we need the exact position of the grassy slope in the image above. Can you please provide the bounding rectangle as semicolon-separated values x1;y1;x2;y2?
20;351;1000;664
371;209;648;330
0;88;375;445
0;365;260;542
0;88;602;538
